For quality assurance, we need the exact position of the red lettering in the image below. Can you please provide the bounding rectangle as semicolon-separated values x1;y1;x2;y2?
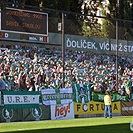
55;103;71;117
60;107;64;115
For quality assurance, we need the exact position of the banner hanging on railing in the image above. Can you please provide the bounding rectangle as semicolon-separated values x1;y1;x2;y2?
72;84;91;103
41;88;73;105
72;84;130;103
92;91;129;102
3;91;40;109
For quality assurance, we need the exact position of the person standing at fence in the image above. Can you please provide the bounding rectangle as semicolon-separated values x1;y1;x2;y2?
104;90;112;118
122;77;131;99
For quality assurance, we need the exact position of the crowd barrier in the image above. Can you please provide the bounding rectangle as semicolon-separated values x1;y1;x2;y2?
0;84;133;123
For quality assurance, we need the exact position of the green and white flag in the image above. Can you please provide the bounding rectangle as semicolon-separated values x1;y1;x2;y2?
41;88;73;105
72;83;91;103
3;91;40;109
93;91;130;102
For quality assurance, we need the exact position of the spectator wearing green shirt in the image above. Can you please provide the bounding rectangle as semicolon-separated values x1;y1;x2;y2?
122;77;131;99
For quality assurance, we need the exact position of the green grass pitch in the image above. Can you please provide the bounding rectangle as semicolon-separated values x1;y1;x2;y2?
0;116;133;133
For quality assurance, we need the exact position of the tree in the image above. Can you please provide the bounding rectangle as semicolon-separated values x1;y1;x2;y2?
22;0;106;35
41;0;84;34
81;0;105;37
82;22;104;37
102;0;133;40
3;0;132;39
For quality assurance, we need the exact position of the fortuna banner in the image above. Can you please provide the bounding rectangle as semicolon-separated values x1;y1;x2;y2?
3;91;40;109
41;88;73;105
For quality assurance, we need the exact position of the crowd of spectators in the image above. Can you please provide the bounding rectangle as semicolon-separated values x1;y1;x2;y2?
0;44;133;98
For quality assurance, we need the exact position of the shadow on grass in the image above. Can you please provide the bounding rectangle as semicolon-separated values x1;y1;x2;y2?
3;123;132;133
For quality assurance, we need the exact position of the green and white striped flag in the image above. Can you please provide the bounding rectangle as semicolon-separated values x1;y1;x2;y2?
41;88;73;105
3;91;40;109
72;83;91;103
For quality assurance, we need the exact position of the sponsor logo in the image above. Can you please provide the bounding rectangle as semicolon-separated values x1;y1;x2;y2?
32;107;42;120
82;104;88;112
55;103;70;117
2;108;13;120
74;101;120;115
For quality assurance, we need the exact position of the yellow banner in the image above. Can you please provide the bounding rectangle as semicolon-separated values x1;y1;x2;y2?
74;101;120;115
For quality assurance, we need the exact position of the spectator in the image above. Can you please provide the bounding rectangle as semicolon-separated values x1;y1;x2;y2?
104;90;112;118
0;43;132;100
121;77;131;99
0;76;6;91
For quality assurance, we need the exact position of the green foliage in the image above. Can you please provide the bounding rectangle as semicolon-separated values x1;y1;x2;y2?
42;0;83;13
0;1;7;9
81;0;104;37
102;0;133;40
101;19;115;39
24;0;42;6
40;0;85;35
20;0;106;35
82;22;104;38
